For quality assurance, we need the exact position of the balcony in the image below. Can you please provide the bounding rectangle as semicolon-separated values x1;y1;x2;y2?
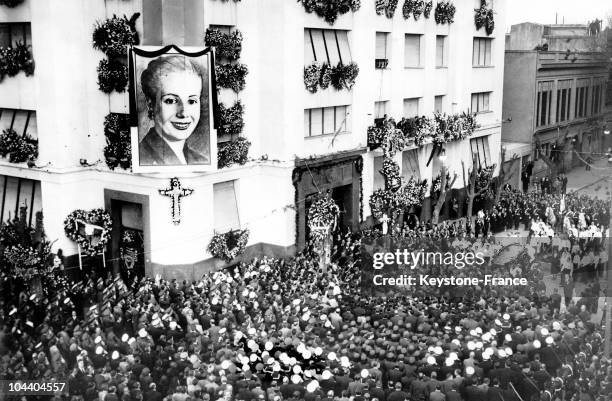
537;51;608;71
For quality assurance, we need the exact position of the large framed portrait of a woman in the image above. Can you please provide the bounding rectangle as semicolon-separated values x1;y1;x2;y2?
129;45;217;173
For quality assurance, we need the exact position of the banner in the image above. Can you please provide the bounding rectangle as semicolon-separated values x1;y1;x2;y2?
129;45;217;173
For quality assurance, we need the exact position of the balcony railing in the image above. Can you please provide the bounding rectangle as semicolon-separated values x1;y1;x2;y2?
537;51;608;70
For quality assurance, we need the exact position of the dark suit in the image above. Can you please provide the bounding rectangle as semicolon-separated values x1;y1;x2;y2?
139;128;208;166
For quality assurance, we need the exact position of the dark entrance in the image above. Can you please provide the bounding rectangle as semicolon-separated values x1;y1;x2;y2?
109;200;145;281
293;151;364;251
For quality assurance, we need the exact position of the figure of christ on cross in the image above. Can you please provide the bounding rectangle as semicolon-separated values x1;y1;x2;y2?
159;177;194;225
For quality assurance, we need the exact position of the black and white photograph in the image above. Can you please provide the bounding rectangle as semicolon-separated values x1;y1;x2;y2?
1;0;612;401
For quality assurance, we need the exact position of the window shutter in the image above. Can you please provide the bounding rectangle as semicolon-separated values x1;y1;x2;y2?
375;32;387;59
404;34;420;67
323;107;335;134
436;36;445;66
336;30;352;64
311;30;327;64
324;30;341;65
213;181;240;232
402;150;421;180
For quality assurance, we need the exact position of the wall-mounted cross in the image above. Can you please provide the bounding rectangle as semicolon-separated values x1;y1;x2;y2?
159;177;193;225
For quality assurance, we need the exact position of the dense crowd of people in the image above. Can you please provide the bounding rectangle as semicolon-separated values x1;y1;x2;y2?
0;186;611;401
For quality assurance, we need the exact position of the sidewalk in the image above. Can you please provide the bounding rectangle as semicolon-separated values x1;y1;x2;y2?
565;157;610;196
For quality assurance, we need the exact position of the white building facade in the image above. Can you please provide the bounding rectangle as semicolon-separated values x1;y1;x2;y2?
0;0;506;279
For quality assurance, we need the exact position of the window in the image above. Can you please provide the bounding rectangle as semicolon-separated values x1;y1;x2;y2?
0;175;42;227
373;156;384;190
304;106;350;137
470;136;491;169
402;149;420;180
536;81;553;127
213;181;240;232
374;101;388;120
555;80;572;123
434;96;444;113
471;92;491;114
472;38;492;66
403;98;420;118
591;79;604;116
436;35;446;67
575;79;590;119
375;32;389;68
404;34;422;67
304;29;351;65
0;23;31;48
0;109;37;139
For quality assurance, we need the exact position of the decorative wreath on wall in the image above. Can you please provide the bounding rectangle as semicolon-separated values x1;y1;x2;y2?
297;0;361;25
304;62;359;93
375;0;399;19
208;229;249;263
218;137;251;169
307;194;340;242
474;0;495;35
64;209;113;256
0;128;38;163
402;0;432;20
434;1;456;25
0;42;35;82
103;113;131;170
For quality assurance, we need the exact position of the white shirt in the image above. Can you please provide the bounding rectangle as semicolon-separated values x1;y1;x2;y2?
161;136;187;164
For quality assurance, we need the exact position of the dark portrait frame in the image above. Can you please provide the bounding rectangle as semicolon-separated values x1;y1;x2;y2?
129;45;219;173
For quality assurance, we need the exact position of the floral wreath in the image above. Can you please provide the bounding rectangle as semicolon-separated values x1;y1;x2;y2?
208;229;250;263
307;194;340;242
64;209;112;256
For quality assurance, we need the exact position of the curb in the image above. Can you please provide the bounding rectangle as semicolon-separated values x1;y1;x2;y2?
571;177;607;193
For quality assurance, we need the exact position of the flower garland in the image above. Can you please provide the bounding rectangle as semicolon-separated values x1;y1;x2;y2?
218;137;251;169
432;112;478;145
204;28;243;61
303;62;359;92
218;101;245;137
215;63;248;93
208;229;249;263
474;0;495;35
297;0;361;25
103;113;131;170
92;15;138;58
396;116;437;146
434;1;456;24
64;209;113;256
401;177;428;207
375;0;399;18
97;58;128;93
0;42;34;82
0;0;24;7
307;194;340;242
0;128;38;163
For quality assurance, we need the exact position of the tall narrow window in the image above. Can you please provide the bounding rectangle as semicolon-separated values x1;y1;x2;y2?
556;80;572;123
434;96;444;113
536;81;553;127
403;98;420;118
375;32;389;68
470;137;491;169
402;150;421;180
436;35;446;67
404;34;421;67
472;37;492;66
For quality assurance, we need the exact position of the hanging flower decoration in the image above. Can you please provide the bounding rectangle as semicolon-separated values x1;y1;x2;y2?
434;1;456;24
218;137;251;169
307;193;340;242
423;1;433;18
103;113;131;170
474;0;495;35
64;209;113;256
304;63;323;93
376;0;399;18
475;164;496;199
0;42;34;82
0;128;38;164
92;15;139;58
0;0;25;7
218;101;245;137
396;116;437;146
215;63;248;93
400;177;429;207
367;117;406;157
382;158;402;191
403;0;427;20
433;112;478;145
208;229;250;263
97;58;128;93
304;62;359;92
369;189;398;220
297;0;361;25
205;28;243;61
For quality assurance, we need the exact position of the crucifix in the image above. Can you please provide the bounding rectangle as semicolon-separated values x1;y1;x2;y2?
159;177;193;225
